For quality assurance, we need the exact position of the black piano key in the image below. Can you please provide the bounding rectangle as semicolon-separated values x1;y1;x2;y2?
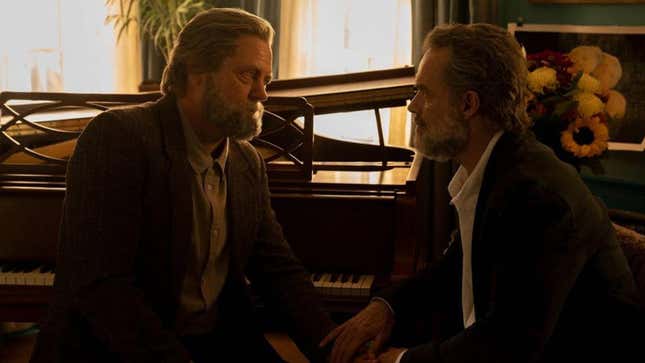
312;272;322;282
340;274;350;283
329;273;339;283
24;262;40;272
352;274;361;283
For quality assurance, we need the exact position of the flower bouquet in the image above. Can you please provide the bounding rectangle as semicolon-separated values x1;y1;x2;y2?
526;46;626;170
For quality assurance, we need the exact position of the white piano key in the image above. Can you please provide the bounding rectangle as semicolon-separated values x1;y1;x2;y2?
44;272;55;286
337;273;350;296
327;273;337;296
331;274;344;296
21;265;41;285
0;265;6;284
319;273;334;296
311;273;323;288
359;275;375;297
347;274;364;297
3;264;21;285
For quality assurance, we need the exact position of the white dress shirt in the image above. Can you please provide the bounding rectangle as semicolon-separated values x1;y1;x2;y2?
393;131;503;363
448;131;503;329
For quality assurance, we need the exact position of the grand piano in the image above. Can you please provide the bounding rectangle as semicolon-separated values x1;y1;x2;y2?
0;67;427;323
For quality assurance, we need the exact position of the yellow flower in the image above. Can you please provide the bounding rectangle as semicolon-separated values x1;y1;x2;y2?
528;66;558;94
591;52;622;93
568;46;603;74
561;116;609;158
605;90;626;119
576;73;600;94
574;92;604;118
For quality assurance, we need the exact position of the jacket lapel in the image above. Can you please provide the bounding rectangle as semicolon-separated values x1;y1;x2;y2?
224;142;253;280
156;95;193;302
470;133;524;317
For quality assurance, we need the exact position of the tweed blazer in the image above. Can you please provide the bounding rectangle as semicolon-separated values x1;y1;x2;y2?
30;95;334;363
379;132;643;363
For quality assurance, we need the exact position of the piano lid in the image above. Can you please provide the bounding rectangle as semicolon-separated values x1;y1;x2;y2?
267;66;416;115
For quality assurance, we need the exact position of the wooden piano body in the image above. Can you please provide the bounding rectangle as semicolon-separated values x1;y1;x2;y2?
0;67;427;322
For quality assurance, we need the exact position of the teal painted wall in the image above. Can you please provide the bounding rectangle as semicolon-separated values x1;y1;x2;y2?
500;0;645;26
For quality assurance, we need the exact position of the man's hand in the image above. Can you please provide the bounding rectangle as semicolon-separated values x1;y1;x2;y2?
319;300;394;363
376;347;406;363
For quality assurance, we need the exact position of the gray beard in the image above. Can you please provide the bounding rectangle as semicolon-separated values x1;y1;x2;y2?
414;114;469;162
203;80;264;141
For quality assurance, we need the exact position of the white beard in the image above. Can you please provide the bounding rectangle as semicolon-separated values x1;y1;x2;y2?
413;111;469;161
203;79;264;141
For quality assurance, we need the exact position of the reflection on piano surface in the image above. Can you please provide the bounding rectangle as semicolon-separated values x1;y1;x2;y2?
0;67;426;322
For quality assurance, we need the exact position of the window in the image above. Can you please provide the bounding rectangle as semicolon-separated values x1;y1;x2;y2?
0;0;117;93
279;0;412;146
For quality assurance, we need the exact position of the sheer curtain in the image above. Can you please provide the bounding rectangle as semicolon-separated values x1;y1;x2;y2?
279;0;412;146
0;0;139;93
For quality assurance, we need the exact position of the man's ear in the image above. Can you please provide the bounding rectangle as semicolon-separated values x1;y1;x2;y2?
182;72;208;103
461;90;480;119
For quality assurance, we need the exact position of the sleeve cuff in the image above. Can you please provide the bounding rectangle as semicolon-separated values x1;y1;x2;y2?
370;296;395;317
394;349;408;363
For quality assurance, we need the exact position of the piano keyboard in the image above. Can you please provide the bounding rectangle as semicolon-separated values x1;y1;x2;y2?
0;263;55;286
0;265;374;298
310;273;374;298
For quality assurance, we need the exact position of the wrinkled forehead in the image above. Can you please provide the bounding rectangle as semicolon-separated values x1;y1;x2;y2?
417;47;451;86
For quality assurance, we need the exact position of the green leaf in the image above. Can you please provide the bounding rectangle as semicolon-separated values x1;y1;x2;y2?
104;0;210;60
553;100;577;116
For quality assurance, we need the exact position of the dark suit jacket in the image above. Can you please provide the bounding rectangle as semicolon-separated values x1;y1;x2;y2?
379;132;643;363
30;95;335;363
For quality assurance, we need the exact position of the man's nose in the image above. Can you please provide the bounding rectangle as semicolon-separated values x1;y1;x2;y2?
407;95;420;114
250;79;269;102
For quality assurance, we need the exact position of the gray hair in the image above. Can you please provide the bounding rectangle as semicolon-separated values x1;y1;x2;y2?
161;7;274;96
423;23;530;135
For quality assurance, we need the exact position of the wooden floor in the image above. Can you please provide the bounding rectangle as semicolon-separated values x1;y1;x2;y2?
0;329;308;363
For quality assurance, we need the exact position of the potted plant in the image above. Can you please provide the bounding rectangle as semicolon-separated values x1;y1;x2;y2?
105;0;211;88
106;0;211;61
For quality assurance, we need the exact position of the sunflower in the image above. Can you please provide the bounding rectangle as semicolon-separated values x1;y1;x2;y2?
561;116;609;158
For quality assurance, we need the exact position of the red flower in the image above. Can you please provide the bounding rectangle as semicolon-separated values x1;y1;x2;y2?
527;49;574;89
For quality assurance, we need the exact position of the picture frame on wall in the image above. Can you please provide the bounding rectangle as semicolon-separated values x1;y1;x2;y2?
508;23;645;151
